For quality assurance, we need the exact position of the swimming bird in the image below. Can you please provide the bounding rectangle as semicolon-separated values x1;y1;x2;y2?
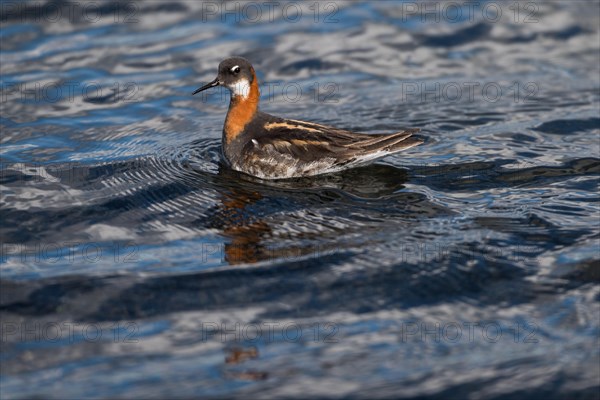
193;57;423;180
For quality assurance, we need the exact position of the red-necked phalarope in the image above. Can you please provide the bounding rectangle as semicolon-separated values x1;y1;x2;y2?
193;57;423;180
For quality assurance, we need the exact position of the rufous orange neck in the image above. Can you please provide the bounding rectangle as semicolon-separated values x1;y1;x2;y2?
224;72;260;143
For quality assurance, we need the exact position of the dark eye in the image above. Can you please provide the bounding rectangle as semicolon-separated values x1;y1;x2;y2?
231;65;241;74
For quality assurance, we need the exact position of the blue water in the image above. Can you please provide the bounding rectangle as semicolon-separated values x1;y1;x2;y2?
1;1;599;399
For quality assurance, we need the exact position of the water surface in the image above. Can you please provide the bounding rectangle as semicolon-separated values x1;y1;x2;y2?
1;1;599;399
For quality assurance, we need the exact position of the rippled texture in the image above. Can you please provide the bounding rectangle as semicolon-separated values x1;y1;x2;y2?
1;1;599;399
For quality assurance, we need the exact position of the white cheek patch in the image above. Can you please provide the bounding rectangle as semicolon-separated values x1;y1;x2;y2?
230;79;251;98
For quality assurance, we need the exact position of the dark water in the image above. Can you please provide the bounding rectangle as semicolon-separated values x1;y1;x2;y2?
1;1;599;399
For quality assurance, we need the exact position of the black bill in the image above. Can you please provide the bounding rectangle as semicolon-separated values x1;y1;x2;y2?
192;78;220;95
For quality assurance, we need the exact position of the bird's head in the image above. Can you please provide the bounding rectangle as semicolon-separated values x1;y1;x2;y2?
193;57;256;99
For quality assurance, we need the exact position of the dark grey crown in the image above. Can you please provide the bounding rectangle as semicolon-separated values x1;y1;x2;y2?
217;57;254;87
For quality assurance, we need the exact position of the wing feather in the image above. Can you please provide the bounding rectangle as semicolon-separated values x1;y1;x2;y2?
254;115;420;160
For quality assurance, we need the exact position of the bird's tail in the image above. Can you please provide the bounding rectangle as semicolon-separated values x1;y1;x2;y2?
342;129;423;168
353;128;423;153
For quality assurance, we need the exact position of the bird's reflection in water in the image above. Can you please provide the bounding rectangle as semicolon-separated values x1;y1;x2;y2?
225;346;259;364
218;187;270;265
224;346;268;381
211;164;411;266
